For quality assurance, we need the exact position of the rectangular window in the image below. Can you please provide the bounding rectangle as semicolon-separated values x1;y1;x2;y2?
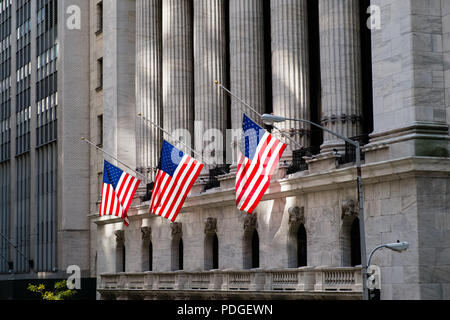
96;1;103;34
97;114;103;147
98;172;103;201
96;57;103;90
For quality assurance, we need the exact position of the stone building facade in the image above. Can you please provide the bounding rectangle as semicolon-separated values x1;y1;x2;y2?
92;0;450;301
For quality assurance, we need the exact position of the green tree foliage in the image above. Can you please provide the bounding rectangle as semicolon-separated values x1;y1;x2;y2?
27;281;77;301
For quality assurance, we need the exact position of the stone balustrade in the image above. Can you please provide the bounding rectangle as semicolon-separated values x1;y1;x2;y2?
98;267;362;299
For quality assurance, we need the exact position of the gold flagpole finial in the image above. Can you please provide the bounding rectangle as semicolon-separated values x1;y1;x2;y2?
81;137;86;141
214;80;219;85
137;112;142;117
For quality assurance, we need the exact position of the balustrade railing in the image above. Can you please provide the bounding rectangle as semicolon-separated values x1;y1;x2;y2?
99;267;362;294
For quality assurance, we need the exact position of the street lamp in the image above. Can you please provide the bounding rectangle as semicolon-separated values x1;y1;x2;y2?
366;241;409;300
261;113;369;300
367;241;409;268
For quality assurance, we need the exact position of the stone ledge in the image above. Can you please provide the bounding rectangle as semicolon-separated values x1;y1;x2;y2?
91;157;450;223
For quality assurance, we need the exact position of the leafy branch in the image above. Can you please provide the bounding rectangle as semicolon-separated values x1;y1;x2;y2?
27;281;77;301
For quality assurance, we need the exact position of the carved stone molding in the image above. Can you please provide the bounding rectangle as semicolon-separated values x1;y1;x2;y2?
321;114;362;125
141;226;152;241
114;230;125;245
204;217;217;235
171;222;182;238
243;214;257;231
288;206;305;226
341;199;359;220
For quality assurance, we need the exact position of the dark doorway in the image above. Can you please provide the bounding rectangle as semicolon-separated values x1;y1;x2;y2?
213;234;219;270
178;239;184;271
122;246;126;272
252;230;259;269
351;218;362;266
149;241;153;271
297;224;307;267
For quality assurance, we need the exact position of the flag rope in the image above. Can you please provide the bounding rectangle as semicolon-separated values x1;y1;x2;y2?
0;231;30;266
81;137;151;183
137;113;205;163
214;81;303;150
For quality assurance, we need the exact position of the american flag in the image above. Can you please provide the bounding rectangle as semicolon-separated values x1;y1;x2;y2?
99;160;141;226
150;140;204;222
236;114;287;213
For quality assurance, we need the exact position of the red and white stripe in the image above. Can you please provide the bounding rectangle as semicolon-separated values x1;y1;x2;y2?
99;172;140;226
236;132;286;213
150;154;204;222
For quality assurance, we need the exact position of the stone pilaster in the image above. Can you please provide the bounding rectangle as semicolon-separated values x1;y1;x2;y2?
136;0;162;180
271;0;310;154
367;0;449;162
163;0;194;149
229;0;265;166
319;0;363;152
103;0;137;167
193;0;227;167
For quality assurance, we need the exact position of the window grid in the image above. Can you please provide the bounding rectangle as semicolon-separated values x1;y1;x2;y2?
35;0;58;273
15;0;31;156
36;0;57;148
0;0;11;164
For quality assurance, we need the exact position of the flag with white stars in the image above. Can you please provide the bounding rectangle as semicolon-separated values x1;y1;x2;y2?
99;160;141;226
236;114;287;214
150;140;204;222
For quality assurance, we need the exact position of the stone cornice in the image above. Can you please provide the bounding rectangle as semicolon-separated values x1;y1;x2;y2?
369;122;450;145
180;157;450;211
91;157;450;224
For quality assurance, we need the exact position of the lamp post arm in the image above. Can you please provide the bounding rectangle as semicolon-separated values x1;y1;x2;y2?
215;83;303;149
367;245;387;270
282;117;359;147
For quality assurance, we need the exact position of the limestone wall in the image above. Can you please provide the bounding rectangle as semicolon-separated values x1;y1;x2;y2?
94;158;450;299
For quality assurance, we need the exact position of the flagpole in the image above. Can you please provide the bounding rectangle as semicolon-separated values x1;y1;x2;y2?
137;113;205;162
0;253;8;264
81;137;151;183
214;81;304;150
0;231;29;267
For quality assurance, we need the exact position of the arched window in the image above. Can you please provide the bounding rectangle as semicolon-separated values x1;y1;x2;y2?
142;240;153;272
116;244;125;273
213;234;219;270
251;230;259;269
178;239;184;271
171;223;183;271
205;233;219;270
288;214;307;268
243;216;258;270
297;224;307;267
148;241;153;271
244;228;260;269
115;231;125;273
141;227;152;272
351;218;361;267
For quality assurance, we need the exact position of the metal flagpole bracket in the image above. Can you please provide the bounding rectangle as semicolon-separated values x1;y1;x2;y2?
81;136;152;183
214;81;303;150
137;113;205;163
0;231;32;270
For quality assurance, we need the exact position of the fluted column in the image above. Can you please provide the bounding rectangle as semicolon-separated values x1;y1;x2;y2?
136;0;162;180
163;0;194;149
319;0;363;152
271;0;310;154
194;0;227;167
229;0;265;165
